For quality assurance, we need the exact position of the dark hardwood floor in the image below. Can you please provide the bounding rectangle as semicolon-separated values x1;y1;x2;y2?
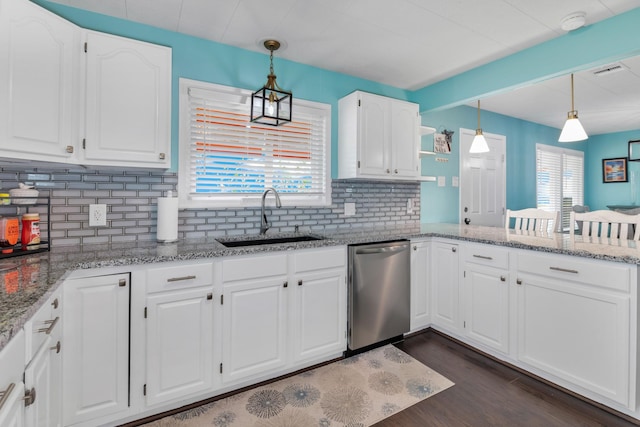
377;330;638;427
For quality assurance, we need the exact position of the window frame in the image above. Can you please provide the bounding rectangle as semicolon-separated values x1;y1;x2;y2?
178;78;332;208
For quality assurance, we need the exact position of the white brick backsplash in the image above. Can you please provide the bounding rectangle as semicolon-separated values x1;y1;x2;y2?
0;166;420;246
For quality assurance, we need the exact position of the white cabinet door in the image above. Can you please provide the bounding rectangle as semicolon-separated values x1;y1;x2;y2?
221;277;288;385
338;91;419;180
517;272;630;406
357;92;388;177
462;263;509;354
431;241;460;333
145;288;214;407
390;99;419;178
410;240;430;332
24;337;54;427
0;382;25;427
62;273;130;426
82;30;171;168
0;0;79;162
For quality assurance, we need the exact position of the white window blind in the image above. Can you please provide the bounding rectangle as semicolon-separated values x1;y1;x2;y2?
179;79;331;208
536;144;584;231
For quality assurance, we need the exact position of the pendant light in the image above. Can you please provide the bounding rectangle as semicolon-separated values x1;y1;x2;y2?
250;40;292;126
469;100;490;153
558;73;588;142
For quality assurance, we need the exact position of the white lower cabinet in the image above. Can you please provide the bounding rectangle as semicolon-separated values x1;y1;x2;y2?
410;239;430;332
431;240;460;333
516;252;633;408
220;247;347;387
144;262;215;407
62;273;130;426
461;244;510;354
0;330;25;427
23;292;62;427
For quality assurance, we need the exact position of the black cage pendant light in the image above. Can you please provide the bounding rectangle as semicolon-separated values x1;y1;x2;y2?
250;40;292;126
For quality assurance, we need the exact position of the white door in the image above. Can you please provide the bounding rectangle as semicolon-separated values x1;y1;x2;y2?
358;93;388;177
410;240;431;332
145;288;214;406
431;241;460;333
390;99;419;178
460;128;506;227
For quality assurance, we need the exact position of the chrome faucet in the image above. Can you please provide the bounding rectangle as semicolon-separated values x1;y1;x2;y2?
260;187;282;235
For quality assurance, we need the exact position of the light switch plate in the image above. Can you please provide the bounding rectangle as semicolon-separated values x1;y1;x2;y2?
89;204;107;227
344;202;356;216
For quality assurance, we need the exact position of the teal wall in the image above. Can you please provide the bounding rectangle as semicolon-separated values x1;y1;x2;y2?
585;130;640;209
32;2;640;224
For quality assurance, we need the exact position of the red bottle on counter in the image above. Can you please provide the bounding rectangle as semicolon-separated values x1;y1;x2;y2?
21;213;40;249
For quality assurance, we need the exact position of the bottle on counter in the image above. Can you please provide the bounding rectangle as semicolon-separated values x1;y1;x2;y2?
21;213;40;250
0;216;20;253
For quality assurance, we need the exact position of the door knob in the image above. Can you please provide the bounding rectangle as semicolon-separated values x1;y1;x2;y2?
464;218;470;225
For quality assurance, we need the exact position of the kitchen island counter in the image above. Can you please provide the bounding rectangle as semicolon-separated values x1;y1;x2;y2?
3;223;640;350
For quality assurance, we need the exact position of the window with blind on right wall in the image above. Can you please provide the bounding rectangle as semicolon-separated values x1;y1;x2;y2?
536;144;584;232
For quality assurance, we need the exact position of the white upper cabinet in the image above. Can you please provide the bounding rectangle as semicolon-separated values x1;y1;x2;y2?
338;91;420;180
0;0;171;169
0;0;80;163
82;31;171;168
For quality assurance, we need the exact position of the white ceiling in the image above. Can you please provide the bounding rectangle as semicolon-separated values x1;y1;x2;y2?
44;0;640;135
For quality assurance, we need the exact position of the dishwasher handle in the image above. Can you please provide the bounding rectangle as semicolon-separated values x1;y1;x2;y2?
355;244;408;255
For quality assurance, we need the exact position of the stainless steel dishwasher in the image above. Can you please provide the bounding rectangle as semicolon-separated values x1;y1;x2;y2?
348;240;410;352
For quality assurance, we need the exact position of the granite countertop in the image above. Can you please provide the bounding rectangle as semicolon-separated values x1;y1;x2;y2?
2;223;640;351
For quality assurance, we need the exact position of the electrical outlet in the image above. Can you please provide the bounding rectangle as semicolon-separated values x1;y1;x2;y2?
89;204;107;227
407;198;413;214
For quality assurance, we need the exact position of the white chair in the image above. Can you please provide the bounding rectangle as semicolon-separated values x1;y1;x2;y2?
505;208;559;233
570;210;640;240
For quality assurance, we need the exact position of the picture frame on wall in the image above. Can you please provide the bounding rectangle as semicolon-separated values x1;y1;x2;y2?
433;133;451;154
629;139;640;161
602;157;628;183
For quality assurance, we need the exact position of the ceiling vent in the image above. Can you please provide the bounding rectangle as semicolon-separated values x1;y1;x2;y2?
591;63;626;77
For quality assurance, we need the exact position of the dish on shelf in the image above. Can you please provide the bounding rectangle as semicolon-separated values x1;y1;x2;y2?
9;188;39;205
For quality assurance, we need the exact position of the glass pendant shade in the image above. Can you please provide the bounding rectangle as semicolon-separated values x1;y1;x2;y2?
558;74;588;142
558;111;588;142
470;129;490;153
470;100;490;153
250;40;292;126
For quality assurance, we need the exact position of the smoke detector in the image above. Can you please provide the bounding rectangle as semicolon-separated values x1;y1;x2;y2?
561;12;586;31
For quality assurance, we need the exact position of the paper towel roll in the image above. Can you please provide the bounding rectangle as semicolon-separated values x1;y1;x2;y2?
157;195;178;242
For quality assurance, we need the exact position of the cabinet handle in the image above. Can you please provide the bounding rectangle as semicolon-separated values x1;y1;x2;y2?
65;145;74;154
206;293;213;300
37;317;59;335
0;383;15;411
451;247;457;252
51;298;59;309
473;254;493;260
23;387;36;407
394;169;398;174
50;341;61;354
167;275;196;282
386;169;390;174
549;266;579;274
413;246;417;251
500;276;506;282
298;280;303;286
516;279;522;285
283;281;288;288
159;153;166;160
119;279;127;287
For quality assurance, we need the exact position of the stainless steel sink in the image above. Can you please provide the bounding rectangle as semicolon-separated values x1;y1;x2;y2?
217;235;323;248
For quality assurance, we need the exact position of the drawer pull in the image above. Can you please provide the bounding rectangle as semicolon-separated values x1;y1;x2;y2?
550;266;579;274
516;279;522;285
298;280;303;286
0;383;16;411
51;298;59;309
37;317;59;335
500;276;506;282
473;254;493;260
23;387;36;407
206;293;213;300
451;247;457;253
167;275;196;282
50;341;61;354
283;281;288;288
119;279;127;287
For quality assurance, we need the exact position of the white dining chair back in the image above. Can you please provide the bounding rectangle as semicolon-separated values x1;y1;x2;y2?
505;208;559;233
570;210;640;240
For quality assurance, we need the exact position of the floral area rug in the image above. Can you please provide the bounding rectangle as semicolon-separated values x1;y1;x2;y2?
144;344;454;427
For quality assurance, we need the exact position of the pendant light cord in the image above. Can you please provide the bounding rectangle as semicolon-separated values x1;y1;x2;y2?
570;73;575;112
477;100;481;128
